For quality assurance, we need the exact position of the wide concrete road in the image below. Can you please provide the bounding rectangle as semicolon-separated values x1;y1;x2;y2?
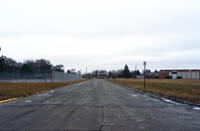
0;79;200;131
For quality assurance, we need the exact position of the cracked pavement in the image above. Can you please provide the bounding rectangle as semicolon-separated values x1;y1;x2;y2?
0;79;200;131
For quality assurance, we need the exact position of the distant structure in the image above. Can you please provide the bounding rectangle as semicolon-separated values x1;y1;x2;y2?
136;69;158;79
159;70;200;80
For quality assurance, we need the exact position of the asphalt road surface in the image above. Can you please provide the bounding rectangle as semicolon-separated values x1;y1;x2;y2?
0;79;200;131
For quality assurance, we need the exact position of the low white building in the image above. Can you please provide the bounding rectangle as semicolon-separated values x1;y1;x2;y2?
160;70;200;80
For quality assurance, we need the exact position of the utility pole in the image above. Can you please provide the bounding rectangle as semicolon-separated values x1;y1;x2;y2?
143;61;146;88
86;67;87;74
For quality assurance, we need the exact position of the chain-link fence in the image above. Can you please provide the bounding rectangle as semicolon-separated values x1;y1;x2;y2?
0;71;82;82
0;71;52;80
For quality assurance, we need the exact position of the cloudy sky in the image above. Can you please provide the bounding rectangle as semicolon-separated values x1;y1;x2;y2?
0;0;200;72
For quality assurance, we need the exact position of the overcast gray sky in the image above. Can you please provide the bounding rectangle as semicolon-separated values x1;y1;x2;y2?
0;0;200;72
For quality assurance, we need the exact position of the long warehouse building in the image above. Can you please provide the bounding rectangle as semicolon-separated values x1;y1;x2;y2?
159;69;200;80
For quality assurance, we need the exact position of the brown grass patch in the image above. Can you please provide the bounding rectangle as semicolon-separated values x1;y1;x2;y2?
107;78;200;104
0;80;86;101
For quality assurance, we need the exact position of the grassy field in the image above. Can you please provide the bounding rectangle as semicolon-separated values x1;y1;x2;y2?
0;80;86;101
108;78;200;104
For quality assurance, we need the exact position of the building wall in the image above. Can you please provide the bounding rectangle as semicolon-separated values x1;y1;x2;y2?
160;70;200;80
182;72;187;79
158;72;169;79
179;71;200;80
136;75;144;79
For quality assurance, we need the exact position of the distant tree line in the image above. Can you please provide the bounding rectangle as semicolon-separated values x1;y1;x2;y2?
0;56;65;73
83;64;142;79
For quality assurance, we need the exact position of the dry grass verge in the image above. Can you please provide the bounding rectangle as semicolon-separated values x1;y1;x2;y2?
0;80;86;101
107;78;200;104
